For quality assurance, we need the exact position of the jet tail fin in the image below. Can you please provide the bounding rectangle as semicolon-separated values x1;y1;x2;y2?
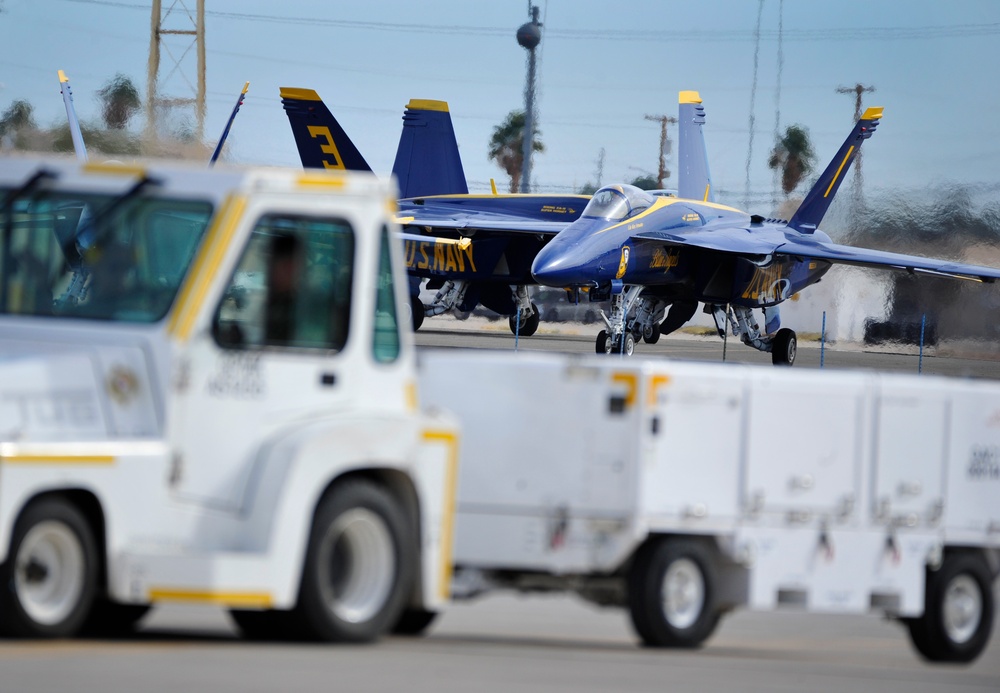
787;107;883;233
391;99;468;198
58;70;87;162
677;91;713;202
279;87;373;172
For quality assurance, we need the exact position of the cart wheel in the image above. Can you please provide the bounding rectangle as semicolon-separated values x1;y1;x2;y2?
293;480;415;642
771;328;796;366
0;499;98;637
628;538;720;648
905;553;994;663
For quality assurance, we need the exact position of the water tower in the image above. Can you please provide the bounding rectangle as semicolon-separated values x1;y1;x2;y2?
517;6;541;193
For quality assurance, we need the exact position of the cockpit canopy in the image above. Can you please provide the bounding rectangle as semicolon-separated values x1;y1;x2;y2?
581;184;655;221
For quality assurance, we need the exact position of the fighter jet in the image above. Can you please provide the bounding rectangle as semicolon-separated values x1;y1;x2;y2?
530;92;1000;363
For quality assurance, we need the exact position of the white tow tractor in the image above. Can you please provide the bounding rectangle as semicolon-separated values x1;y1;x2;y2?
0;156;457;641
419;351;1000;663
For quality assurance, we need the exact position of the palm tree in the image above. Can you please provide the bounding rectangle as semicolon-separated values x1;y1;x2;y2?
97;74;141;130
768;124;816;195
0;100;36;137
488;110;544;193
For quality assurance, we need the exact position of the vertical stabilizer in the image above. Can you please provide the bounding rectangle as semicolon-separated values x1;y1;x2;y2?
787;107;883;233
279;87;373;172
58;70;87;162
677;91;713;202
391;99;468;198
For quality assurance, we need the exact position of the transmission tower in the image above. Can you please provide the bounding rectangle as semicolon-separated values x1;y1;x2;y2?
146;0;206;142
644;114;677;188
836;82;875;203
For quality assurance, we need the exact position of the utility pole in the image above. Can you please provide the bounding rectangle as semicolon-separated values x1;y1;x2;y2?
147;0;206;143
644;114;677;188
836;83;875;203
595;147;606;189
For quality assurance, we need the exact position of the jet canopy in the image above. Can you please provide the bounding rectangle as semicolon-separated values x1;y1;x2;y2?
582;185;654;221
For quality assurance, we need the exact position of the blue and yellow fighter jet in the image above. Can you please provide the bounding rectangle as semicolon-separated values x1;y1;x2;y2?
281;87;589;334
530;91;1000;363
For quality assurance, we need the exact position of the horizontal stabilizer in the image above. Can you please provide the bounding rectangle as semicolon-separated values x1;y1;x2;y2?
787;107;883;233
392;99;468;198
279;87;373;172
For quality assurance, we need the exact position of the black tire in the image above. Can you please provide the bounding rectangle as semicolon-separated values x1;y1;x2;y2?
293;480;415;643
409;296;424;331
596;330;610;354
771;328;797;366
905;553;994;663
392;607;439;636
643;322;661;345
508;303;540;337
79;599;150;638
0;499;98;638
628;538;720;648
622;332;636;355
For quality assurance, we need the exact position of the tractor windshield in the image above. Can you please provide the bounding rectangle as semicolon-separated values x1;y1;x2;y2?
0;186;212;322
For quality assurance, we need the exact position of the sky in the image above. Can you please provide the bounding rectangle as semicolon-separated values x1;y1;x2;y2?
1;0;999;212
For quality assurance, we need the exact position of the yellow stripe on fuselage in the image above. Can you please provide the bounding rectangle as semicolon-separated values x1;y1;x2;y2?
168;195;248;342
824;145;855;198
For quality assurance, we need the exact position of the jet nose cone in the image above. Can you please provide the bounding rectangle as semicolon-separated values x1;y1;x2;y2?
532;246;577;286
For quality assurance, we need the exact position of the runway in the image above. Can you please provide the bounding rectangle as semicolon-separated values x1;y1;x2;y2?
414;315;1000;380
1;318;998;691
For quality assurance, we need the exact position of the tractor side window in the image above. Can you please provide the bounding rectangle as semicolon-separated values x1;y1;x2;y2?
214;214;354;352
372;225;401;363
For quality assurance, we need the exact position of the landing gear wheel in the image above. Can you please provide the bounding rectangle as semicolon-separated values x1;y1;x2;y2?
771;328;797;366
392;607;439;636
905;553;994;662
612;332;635;356
293;480;415;642
628;538;720;648
643;322;661;345
0;499;98;637
409;296;424;331
596;330;611;354
509;302;540;337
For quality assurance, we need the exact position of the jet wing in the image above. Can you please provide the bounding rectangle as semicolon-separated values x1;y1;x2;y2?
774;237;1000;282
633;225;1000;282
397;195;584;236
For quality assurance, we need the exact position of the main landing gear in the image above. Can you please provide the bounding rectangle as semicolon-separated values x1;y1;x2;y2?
707;303;797;366
509;284;539;337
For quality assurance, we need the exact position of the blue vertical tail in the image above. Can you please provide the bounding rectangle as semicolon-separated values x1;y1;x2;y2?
677;91;714;202
279;87;373;172
391;99;468;198
787;107;883;233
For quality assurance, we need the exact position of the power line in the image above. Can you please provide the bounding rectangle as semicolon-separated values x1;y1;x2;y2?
57;1;1000;42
